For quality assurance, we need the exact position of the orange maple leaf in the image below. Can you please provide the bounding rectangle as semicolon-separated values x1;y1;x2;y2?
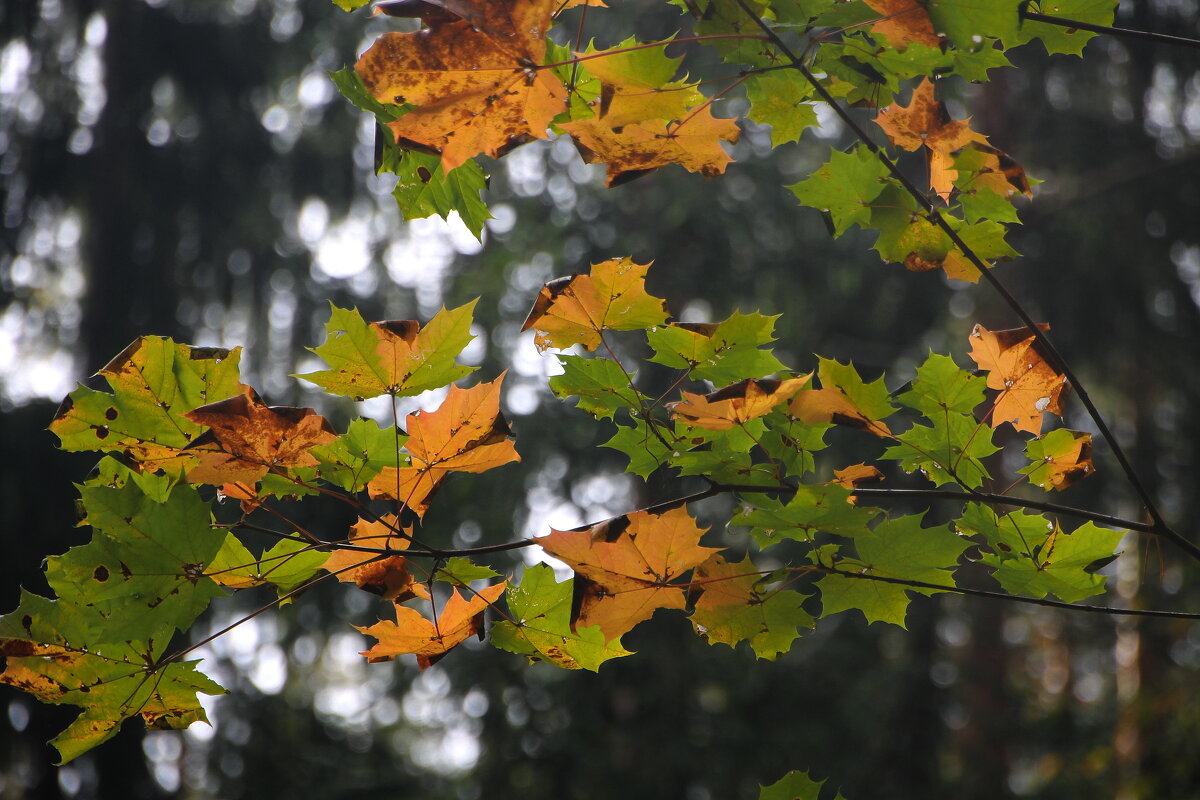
967;323;1068;435
669;376;811;431
958;141;1033;199
537;507;720;640
357;582;507;668
520;257;669;351
324;515;430;602
183;385;336;485
864;0;941;48
1024;430;1094;491
368;374;520;516
875;78;986;202
832;463;884;499
562;105;740;186
356;0;566;171
789;389;893;437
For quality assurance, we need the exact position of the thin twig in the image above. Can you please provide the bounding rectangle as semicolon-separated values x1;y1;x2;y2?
1021;8;1200;49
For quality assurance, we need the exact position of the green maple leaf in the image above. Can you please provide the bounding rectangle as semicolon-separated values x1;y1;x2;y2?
898;352;987;417
818;515;968;627
790;145;891;236
746;71;818;146
883;411;999;489
603;421;674;477
925;0;1022;49
50;337;242;473
956;503;1052;561
737;484;879;548
647;312;789;386
311;418;403;492
298;302;476;399
758;414;830;478
817;356;897;422
1018;0;1115;56
491;564;633;671
47;483;225;641
984;522;1123;602
959;186;1022;225
760;769;845;800
0;590;224;763
690;555;813;660
388;151;491;239
435;557;501;585
549;355;643;420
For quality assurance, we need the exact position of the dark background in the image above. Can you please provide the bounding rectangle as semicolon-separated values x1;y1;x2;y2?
2;0;1200;797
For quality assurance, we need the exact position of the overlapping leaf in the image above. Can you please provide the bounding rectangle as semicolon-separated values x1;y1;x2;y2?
538;507;719;640
357;582;507;668
50;337;242;475
299;302;477;399
521;257;669;350
182;385;337;487
368;375;520;516
689;555;813;659
1020;428;1094;490
322;515;429;601
355;0;566;170
670;376;811;431
491;563;633;670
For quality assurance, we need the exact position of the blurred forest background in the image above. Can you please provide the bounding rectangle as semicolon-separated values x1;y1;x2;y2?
2;0;1200;797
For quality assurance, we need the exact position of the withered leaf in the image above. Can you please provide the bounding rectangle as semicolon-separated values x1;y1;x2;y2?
323;515;430;601
183;386;336;485
669;376;811;431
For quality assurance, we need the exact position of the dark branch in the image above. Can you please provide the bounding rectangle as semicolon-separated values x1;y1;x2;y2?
1021;9;1200;50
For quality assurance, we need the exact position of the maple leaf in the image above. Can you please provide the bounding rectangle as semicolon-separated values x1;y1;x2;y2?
1020;428;1094;491
983;521;1122;603
50;337;242;475
357;582;507;668
521;257;669;351
689;555;813;660
368;375;520;516
537;507;720;640
323;515;430;602
788;358;896;437
863;0;941;49
647;311;789;387
490;563;633;670
182;385;337;486
563;105;740;186
832;463;884;495
355;0;566;171
298;302;477;399
669;376;811;431
967;323;1068;435
875;78;987;201
206;535;327;595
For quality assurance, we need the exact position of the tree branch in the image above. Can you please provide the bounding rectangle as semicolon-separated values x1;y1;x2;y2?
1020;8;1200;49
728;0;1196;560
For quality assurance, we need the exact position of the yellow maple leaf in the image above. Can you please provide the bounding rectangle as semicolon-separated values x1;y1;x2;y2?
967;323;1068;435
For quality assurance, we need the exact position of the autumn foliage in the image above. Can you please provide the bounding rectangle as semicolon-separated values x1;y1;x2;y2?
7;2;1189;797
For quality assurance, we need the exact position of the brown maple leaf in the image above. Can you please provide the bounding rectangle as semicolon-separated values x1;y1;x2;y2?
537;507;721;640
357;582;506;668
968;323;1068;435
368;374;520;516
561;105;740;186
183;385;336;485
324;515;430;602
875;78;986;202
356;0;566;171
863;0;941;49
669;376;811;431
